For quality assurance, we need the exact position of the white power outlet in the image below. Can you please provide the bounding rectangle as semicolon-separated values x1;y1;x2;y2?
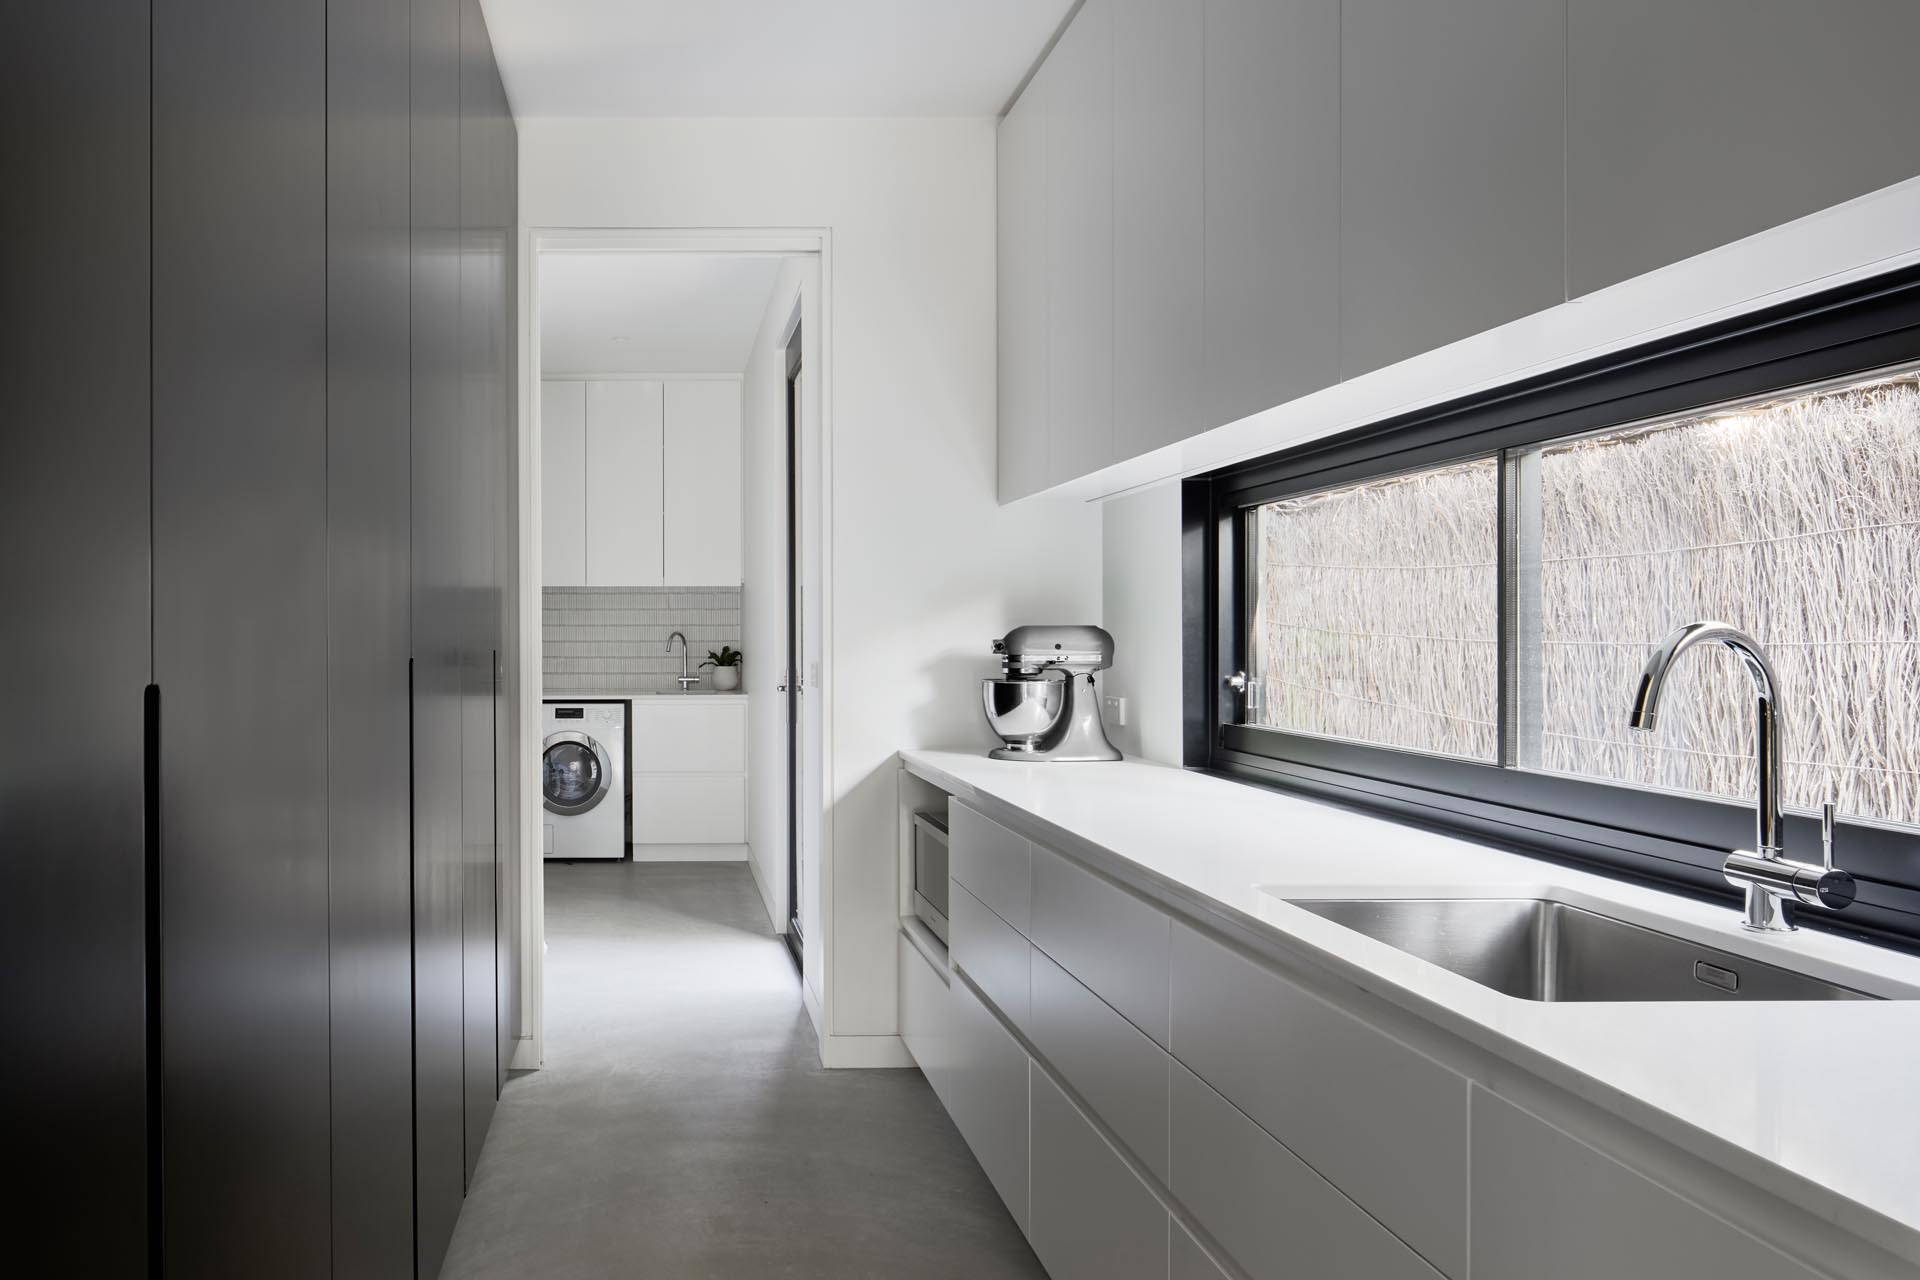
1102;694;1128;727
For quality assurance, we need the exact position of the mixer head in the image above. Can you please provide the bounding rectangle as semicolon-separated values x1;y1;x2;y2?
992;624;1115;676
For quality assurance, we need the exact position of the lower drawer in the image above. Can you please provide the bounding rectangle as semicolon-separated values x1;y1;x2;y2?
1170;1061;1439;1280
631;774;744;843
1030;1066;1168;1280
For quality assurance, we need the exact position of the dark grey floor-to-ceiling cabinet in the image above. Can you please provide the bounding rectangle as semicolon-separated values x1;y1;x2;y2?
3;3;518;1276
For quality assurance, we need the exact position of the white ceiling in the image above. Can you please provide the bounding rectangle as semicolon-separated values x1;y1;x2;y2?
479;0;1075;118
538;253;788;375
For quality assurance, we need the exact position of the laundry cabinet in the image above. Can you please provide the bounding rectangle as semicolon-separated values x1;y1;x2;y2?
541;377;742;586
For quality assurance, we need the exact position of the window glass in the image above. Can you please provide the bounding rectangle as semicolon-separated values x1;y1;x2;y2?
1247;458;1499;760
1523;368;1920;826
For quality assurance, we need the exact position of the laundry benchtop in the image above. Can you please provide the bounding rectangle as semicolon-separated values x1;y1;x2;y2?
900;747;1920;1267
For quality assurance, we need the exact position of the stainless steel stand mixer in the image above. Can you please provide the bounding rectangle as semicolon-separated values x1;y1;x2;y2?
980;625;1123;762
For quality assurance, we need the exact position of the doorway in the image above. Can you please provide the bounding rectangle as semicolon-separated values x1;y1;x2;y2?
515;231;829;1070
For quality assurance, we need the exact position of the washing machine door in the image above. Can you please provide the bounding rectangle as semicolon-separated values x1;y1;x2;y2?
543;731;612;816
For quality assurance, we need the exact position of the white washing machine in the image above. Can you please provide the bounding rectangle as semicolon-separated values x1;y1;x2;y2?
542;700;628;860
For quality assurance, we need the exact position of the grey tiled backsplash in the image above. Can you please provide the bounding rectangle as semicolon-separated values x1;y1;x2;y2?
543;586;742;694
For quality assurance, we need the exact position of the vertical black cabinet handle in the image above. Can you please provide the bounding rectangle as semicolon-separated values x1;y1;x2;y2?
143;682;164;1276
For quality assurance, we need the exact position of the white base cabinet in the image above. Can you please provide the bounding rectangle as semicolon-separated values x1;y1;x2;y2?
626;697;746;847
900;781;1871;1280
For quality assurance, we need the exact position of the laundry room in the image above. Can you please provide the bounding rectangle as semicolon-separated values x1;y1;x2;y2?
534;243;823;970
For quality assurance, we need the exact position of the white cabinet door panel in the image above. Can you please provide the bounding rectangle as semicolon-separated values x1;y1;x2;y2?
996;56;1050;502
951;883;1030;1034
1201;0;1340;430
1030;844;1170;1047
663;379;742;585
540;380;587;586
583;380;664;586
1030;1066;1167;1280
1112;0;1203;462
1170;922;1467;1276
1042;0;1114;486
898;931;952;1109
1028;945;1169;1181
628;699;746;773
950;971;1031;1231
630;775;744;844
1171;1062;1440;1280
949;802;1032;936
1470;1087;1824;1280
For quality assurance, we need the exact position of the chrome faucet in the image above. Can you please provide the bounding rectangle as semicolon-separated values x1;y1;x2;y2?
1627;621;1853;932
667;630;700;693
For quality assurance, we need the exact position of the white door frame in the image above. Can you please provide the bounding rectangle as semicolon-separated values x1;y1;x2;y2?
513;227;835;1071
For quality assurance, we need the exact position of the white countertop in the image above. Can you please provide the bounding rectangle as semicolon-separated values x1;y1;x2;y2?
901;748;1920;1265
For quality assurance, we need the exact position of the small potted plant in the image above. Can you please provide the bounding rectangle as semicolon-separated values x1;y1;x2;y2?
701;645;743;691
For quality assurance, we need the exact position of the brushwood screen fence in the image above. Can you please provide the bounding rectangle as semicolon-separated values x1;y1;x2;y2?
1247;366;1920;829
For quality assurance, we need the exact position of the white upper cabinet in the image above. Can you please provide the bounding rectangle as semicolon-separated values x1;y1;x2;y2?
1566;0;1920;297
540;380;587;586
1112;0;1203;463
1201;0;1341;430
1338;0;1565;378
664;380;743;585
1042;0;1116;488
541;377;742;587
584;380;665;586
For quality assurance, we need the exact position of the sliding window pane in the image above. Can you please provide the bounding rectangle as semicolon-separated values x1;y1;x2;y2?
1248;459;1499;760
1524;367;1920;827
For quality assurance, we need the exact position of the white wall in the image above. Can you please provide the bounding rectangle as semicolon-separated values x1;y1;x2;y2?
1100;484;1183;765
523;118;1102;1063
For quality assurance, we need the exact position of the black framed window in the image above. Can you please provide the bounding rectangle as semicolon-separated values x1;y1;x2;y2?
1186;265;1920;949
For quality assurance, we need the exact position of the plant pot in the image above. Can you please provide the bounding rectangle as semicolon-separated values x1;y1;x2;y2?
710;666;740;692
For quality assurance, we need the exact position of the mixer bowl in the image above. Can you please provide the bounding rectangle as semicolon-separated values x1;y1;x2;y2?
982;676;1067;752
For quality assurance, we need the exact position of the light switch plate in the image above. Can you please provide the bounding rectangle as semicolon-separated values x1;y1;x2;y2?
1103;695;1128;727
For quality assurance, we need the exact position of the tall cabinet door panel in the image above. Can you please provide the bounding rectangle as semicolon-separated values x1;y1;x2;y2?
541;380;587;586
154;0;332;1271
411;0;468;1268
1566;0;1920;297
664;380;744;584
1339;0;1565;377
327;0;417;1270
0;4;152;1272
585;380;665;586
1043;0;1115;485
1112;0;1203;462
997;72;1050;502
458;0;503;1185
1202;0;1340;430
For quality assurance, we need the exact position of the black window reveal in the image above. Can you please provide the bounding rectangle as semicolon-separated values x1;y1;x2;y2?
1186;264;1920;950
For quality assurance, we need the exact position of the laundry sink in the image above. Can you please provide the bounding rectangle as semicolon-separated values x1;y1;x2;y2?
1285;897;1877;1002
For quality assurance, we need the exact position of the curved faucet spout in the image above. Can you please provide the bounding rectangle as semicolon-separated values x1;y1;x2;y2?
1628;620;1784;856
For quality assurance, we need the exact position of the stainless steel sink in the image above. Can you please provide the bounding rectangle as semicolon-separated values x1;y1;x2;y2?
1287;898;1876;1002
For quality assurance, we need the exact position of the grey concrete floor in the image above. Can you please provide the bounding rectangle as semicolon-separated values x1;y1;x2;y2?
440;861;1046;1279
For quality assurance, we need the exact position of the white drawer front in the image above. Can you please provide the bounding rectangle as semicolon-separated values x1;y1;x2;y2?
1030;843;1171;1046
1029;945;1169;1181
949;972;1030;1230
898;932;951;1109
1171;922;1466;1276
949;801;1032;934
1171;1062;1440;1280
951;883;1031;1033
1171;1221;1232;1280
629;698;746;773
631;775;744;844
1030;1065;1168;1280
1470;1088;1824;1280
